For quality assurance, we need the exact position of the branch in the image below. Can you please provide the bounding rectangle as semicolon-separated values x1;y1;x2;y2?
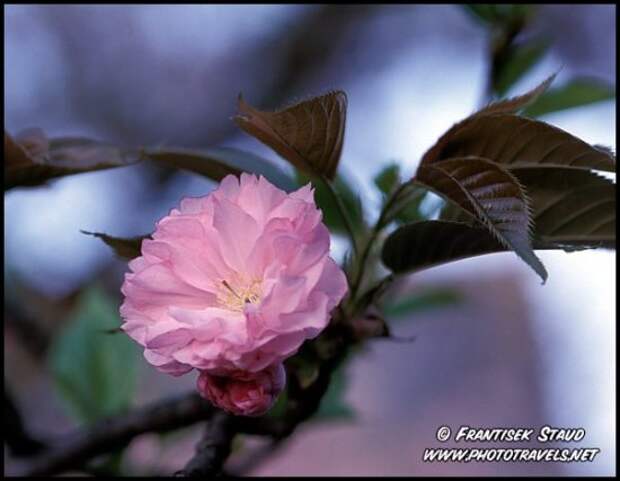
9;392;215;477
175;411;236;477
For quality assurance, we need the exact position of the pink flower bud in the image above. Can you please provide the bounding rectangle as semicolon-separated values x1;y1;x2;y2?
197;363;286;416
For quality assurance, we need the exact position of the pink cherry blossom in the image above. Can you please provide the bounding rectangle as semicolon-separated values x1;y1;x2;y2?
120;173;348;380
197;363;286;416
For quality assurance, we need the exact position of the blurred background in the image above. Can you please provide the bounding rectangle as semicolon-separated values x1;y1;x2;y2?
4;4;615;476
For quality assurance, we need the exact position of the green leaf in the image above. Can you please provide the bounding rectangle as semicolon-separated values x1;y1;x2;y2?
414;156;547;282
235;91;347;180
143;146;297;192
296;171;365;237
462;4;499;24
374;163;401;197
523;78;616;118
48;286;139;423
313;366;355;423
423;114;616;172
383;288;463;319
383;183;430;225
81;231;149;260
493;39;550;96
5;131;140;190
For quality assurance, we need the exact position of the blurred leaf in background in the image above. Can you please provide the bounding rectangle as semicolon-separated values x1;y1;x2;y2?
524;77;616;117
462;4;616;116
493;39;550;96
374;163;429;224
48;285;139;424
296;171;366;238
382;287;463;321
313;364;355;423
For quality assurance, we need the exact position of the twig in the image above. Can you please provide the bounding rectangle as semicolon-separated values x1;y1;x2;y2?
176;322;352;476
175;411;235;477
226;438;285;476
349;182;409;301
9;392;215;477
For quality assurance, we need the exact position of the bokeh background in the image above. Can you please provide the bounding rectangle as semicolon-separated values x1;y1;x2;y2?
4;4;616;476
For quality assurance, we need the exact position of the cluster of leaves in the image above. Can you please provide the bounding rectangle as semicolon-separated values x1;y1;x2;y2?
463;4;615;114
4;75;615;451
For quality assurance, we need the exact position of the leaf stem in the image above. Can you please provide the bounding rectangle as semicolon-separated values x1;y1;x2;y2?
349;182;409;302
319;174;360;256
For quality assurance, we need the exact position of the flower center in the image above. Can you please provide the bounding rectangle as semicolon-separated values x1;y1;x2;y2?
218;278;262;312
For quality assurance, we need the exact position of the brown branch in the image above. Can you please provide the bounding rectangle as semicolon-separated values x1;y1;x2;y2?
9;392;215;477
175;411;236;477
176;321;353;476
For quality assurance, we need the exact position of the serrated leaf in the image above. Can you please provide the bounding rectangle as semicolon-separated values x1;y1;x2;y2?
384;169;615;274
48;286;139;423
493;39;550;96
512;168;616;248
442;167;616;247
5;131;140;190
143;146;297;191
235;91;347;180
82;231;149;260
414;156;547;282
422;74;556;166
423;114;616;172
523;78;616;118
476;73;557;118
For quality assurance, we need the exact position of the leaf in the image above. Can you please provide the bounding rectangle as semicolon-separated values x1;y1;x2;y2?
523;77;616;118
414;156;547;282
383;183;430;225
493;39;550;96
479;73;558;118
422;114;616;172
81;231;149;260
313;365;355;423
296;171;365;236
143;146;297;191
382;220;515;274
235;91;347;180
374;163;401;197
48;285;139;423
463;4;534;25
5;132;140;190
383;287;463;319
422;74;557;166
462;4;500;24
512;168;616;248
383;169;615;274
442;168;616;247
